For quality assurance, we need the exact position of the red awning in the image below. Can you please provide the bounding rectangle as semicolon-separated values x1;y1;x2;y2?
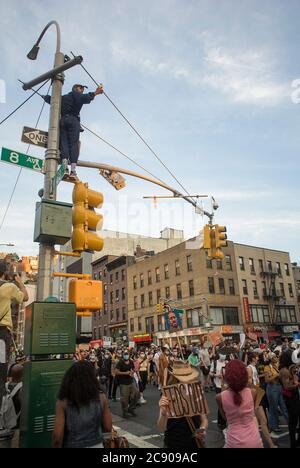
256;332;280;338
133;334;152;343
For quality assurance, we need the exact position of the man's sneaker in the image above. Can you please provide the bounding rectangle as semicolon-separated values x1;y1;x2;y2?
138;397;147;404
69;171;78;180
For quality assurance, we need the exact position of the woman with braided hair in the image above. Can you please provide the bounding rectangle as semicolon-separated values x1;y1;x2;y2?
216;360;263;448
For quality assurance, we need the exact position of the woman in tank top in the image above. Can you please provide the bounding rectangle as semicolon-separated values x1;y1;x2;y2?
52;360;112;448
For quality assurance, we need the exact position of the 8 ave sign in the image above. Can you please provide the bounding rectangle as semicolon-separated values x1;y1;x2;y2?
21;126;48;148
1;147;44;173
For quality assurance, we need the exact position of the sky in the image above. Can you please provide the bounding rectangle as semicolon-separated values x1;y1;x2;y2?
0;0;300;261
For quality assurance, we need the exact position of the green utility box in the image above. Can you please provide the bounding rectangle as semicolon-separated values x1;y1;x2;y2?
24;302;76;356
19;360;73;448
34;199;72;245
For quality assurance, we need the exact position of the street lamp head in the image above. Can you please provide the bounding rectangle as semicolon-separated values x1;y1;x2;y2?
27;44;40;60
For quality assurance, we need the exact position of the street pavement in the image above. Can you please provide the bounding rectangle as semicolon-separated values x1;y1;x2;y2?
109;383;291;449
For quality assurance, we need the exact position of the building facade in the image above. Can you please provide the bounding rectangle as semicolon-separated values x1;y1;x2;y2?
127;239;242;347
234;244;299;340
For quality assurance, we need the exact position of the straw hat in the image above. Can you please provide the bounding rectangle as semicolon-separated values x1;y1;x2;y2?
171;360;200;383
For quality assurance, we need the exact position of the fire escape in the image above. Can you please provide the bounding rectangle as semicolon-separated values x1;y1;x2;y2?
260;263;283;325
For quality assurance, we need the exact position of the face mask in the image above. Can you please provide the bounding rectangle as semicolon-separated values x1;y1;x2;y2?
140;354;145;359
123;355;129;360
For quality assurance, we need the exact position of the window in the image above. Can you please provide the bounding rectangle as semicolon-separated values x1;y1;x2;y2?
228;279;235;295
138;316;142;331
285;263;290;276
216;259;223;270
157;289;161;303
280;283;285;297
140;273;144;288
158;314;165;331
223;307;239;325
110;310;114;321
148;291;153;306
104;284;107;295
259;259;264;272
122;307;126;321
104;303;108;315
187;255;193;272
218;278;225;295
175;259;180;276
121;269;125;281
239;257;245;271
164;264;169;280
141;294;145;308
133;276;137;289
99;270;102;280
122;288;126;300
275;306;297;323
93;327;97;339
187;308;201;327
288;283;294;298
130;319;134;333
148;270;152;285
267;261;272;272
110;274;113;285
146;316;154;333
242;279;248;295
116;308;120;321
98;326;102;338
116;289;119;302
249;258;255;273
93;272;98;280
103;268;107;278
189;280;194;297
177;284;182;300
252;280;258;297
165;286;170;299
155;267;160;283
262;281;267;297
210;308;223;325
225;255;232;271
103;326;107;336
110;291;113;304
276;262;282;277
250;305;270;323
115;272;119;282
206;257;212;269
208;277;215;294
134;296;138;310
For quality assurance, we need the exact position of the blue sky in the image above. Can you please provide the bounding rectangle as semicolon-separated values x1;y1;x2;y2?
0;0;300;261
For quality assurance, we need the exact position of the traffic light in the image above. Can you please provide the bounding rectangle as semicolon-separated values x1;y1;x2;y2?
213;225;227;259
202;224;227;259
72;181;104;253
203;224;213;257
69;279;103;317
156;302;166;313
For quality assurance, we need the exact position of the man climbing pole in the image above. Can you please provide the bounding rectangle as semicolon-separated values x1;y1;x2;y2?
43;83;103;179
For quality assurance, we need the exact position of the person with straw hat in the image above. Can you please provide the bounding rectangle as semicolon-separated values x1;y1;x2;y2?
157;360;208;449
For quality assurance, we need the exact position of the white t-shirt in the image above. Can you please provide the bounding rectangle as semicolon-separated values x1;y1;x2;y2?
247;364;259;386
210;360;226;389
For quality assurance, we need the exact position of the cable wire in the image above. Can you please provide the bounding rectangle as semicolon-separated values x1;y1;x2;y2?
81;123;172;186
70;51;197;203
0;80;50;127
0;83;51;232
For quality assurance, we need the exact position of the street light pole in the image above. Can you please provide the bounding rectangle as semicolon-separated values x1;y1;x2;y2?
28;21;64;301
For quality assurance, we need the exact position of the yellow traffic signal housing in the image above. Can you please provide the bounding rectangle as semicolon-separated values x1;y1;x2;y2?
72;181;104;253
215;225;228;249
156;302;165;313
69;279;103;317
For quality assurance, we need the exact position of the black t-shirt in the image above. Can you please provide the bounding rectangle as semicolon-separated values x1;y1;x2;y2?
164;416;201;449
116;360;134;385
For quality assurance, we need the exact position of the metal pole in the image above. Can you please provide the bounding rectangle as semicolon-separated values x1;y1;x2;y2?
36;24;64;301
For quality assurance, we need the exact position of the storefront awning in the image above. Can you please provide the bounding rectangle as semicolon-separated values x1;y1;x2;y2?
133;334;152;343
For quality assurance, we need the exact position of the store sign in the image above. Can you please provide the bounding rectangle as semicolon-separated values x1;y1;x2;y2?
243;297;251;322
162;382;208;419
283;326;299;333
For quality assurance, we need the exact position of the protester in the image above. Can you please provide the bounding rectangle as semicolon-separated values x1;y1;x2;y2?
136;351;149;404
157;361;208;449
52;360;112;448
210;353;227;429
216;360;263;448
115;350;138;419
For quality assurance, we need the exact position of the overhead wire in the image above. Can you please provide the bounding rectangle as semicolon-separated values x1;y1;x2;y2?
0;82;51;232
70;51;198;204
0;80;50;127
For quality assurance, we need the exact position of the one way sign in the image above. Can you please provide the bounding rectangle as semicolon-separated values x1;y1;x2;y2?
21;126;48;148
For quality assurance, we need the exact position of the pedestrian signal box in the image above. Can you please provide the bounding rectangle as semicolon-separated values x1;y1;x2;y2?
69;279;103;317
72;181;104;253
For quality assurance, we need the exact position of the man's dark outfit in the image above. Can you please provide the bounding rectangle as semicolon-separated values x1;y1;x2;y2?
43;90;95;164
116;359;138;418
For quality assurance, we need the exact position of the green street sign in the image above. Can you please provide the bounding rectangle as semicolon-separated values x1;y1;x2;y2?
1;147;44;173
52;163;65;189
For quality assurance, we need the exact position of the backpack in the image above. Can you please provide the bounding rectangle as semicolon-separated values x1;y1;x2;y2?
0;382;22;432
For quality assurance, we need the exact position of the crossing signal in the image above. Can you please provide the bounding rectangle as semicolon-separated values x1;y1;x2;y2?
72;181;104;253
203;225;213;257
202;224;227;260
215;225;227;249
